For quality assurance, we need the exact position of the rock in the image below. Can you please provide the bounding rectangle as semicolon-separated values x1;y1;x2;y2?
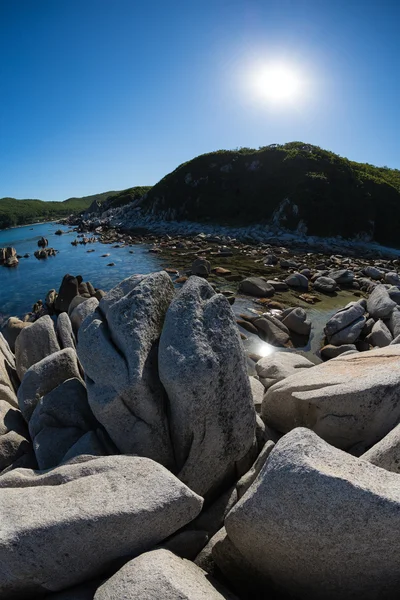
255;352;314;391
313;276;336;293
55;274;80;313
28;378;109;470
0;399;33;473
0;333;19;407
252;315;290;347
281;307;311;336
249;376;264;413
162;530;209;560
212;267;232;276
67;295;87;315
236;440;275;499
45;289;57;310
77;272;176;469
15;315;61;380
324;301;365;339
225;427;400;600
328;269;354;284
280;258;298;269
0;247;19;267
94;549;234;600
192;257;211;277
56;312;76;349
0;455;203;598
159;276;256;497
367;284;397;319
239;277;274;297
195;528;226;576
367;319;393;347
236;319;258;335
284;272;309;289
326;315;366;346
37;236;48;247
2;317;32;353
264;254;278;265
385;271;400;286
320;344;358;360
262;346;400;452
387;307;400;338
362;422;400;473
18;348;83;421
191;486;237;538
70;297;99;335
363;265;384;280
388;285;400;305
266;280;288;291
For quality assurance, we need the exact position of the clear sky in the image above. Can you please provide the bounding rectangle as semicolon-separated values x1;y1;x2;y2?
0;0;399;200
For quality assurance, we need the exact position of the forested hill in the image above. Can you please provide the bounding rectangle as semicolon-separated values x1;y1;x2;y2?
136;142;400;246
0;190;120;229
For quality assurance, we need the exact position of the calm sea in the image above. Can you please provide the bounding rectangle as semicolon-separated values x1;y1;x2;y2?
0;222;163;322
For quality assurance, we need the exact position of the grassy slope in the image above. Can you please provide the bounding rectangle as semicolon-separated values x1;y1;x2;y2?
140;142;400;245
0;190;120;229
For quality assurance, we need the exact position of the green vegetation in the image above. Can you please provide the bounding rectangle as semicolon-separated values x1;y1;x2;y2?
141;142;400;245
0;190;121;230
86;186;152;214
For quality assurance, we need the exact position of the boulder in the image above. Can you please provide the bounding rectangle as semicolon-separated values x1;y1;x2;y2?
192;257;211;277
255;352;314;391
313;276;337;293
367;319;393;347
239;277;274;297
159;276;256;497
0;399;33;473
0;333;19;407
249;376;264;413
367;284;397;319
388;285;400;305
320;344;358;360
266;279;288;291
55;274;80;313
385;271;400;286
0;455;203;598
324;302;365;338
18;348;83;421
70;297;99;335
253;315;290;346
262;345;400;452
77;272;176;469
56;312;76;349
236;440;275;499
362;422;400;473
191;485;237;538
284;272;308;289
45;289;57;310
28;378;110;470
327;315;366;346
328;269;354;284
363;265;384;280
281;307;311;336
387;307;400;338
94;549;235;600
15;315;61;380
225;427;400;600
2;317;32;352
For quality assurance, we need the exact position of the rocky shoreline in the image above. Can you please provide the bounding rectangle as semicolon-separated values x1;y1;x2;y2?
2;268;400;598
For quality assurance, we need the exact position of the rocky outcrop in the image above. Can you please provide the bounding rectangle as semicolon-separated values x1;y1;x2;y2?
262;346;400;452
159;276;256;497
0;455;203;598
223;428;400;600
77;272;176;468
94;549;234;599
15;315;61;380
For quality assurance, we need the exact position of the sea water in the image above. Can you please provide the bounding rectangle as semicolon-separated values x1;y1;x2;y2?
0;222;162;321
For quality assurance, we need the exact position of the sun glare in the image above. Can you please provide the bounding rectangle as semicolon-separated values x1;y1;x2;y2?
253;63;303;104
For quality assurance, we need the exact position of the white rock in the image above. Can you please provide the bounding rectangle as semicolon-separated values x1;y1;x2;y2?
0;455;203;598
362;422;400;473
15;315;60;379
159;276;256;497
225;427;400;600
262;346;400;452
70;297;99;335
255;352;314;391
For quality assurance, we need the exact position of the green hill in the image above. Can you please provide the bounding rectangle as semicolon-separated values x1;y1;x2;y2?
0;190;120;229
85;186;152;215
139;142;400;245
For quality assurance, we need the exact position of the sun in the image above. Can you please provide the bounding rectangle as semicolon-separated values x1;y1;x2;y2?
254;63;302;103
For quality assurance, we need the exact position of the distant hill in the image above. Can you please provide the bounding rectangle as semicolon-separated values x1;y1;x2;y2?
84;186;152;216
136;142;400;246
0;190;120;229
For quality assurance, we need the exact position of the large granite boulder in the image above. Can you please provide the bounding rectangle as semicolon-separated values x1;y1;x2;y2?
77;272;175;469
255;352;314;391
328;269;354;284
313;276;337;293
18;348;83;421
223;428;400;600
94;549;235;600
28;377;112;470
15;315;60;380
362;422;400;474
239;277;274;297
262;346;400;452
281;307;311;336
0;333;19;407
159;276;256;497
367;284;397;319
324;301;366;345
0;455;203;598
70;297;99;335
56;312;76;349
0;399;34;473
2;317;32;352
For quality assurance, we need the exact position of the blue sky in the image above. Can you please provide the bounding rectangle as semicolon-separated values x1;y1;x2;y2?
0;0;399;200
